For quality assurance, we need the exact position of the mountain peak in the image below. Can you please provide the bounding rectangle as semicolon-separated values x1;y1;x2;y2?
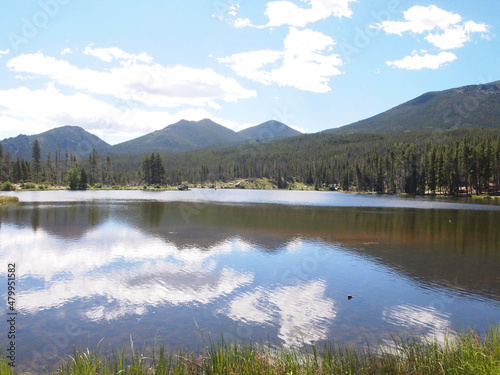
238;120;302;141
110;118;242;154
169;118;220;128
0;125;110;160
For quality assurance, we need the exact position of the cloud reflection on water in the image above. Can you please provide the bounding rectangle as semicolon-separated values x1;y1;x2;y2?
0;222;235;280
225;280;336;346
1;218;337;347
0;223;253;316
382;303;454;347
20;265;253;318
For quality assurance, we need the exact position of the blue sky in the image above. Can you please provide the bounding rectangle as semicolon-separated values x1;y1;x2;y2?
0;0;497;145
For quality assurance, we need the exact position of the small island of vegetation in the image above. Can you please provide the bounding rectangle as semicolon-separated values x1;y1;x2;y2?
0;195;18;206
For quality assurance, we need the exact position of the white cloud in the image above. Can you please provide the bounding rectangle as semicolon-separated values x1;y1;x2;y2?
375;5;462;35
219;49;283;85
222;0;355;28
387;51;457;70
14;74;35;81
228;4;239;17
374;4;489;44
7;52;256;109
83;44;153;64
263;0;355;27
233;17;254;28
60;47;73;55
0;49;9;56
220;27;342;93
425;26;469;50
425;22;489;50
374;5;488;70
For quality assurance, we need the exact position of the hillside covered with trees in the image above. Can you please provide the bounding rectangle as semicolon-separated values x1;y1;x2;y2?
1;128;500;196
139;129;500;195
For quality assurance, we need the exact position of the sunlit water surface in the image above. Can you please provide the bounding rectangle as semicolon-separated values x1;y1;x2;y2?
0;190;499;370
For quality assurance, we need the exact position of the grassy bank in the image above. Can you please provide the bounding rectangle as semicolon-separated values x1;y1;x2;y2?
3;326;499;374
0;195;19;206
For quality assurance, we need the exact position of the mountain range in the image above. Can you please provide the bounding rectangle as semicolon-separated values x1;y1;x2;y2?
108;119;301;155
1;119;300;159
1;80;500;159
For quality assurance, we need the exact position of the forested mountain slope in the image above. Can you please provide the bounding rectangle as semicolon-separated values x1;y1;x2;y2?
326;81;500;134
0;125;110;160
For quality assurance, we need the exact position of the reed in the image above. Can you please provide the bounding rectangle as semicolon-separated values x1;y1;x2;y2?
1;325;499;374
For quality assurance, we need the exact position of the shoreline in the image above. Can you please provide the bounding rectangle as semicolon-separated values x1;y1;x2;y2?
3;179;500;199
4;325;499;374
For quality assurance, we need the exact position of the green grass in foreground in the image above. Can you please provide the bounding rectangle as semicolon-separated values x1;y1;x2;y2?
2;325;499;375
0;195;19;205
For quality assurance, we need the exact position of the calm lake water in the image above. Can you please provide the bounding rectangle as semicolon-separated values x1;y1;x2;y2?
1;189;499;370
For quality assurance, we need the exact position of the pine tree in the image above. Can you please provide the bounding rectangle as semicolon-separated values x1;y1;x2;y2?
55;150;61;185
375;156;385;194
480;139;492;193
140;155;151;185
65;150;70;171
79;168;88;190
494;141;500;193
403;145;418;194
45;152;55;185
150;153;166;185
32;139;42;183
89;149;101;186
13;158;22;182
3;151;12;182
427;148;437;194
21;160;30;182
105;156;113;185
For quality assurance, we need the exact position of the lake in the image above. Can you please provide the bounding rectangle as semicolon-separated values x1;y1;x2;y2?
1;189;499;371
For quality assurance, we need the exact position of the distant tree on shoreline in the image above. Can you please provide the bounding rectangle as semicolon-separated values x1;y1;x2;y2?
32;139;41;183
140;153;166;185
67;167;88;190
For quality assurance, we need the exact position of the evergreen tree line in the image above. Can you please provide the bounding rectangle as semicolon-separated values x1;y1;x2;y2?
2;129;500;195
132;129;500;195
0;140;119;190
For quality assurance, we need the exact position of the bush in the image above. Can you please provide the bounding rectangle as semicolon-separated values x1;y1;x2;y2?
21;182;37;190
0;181;15;191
